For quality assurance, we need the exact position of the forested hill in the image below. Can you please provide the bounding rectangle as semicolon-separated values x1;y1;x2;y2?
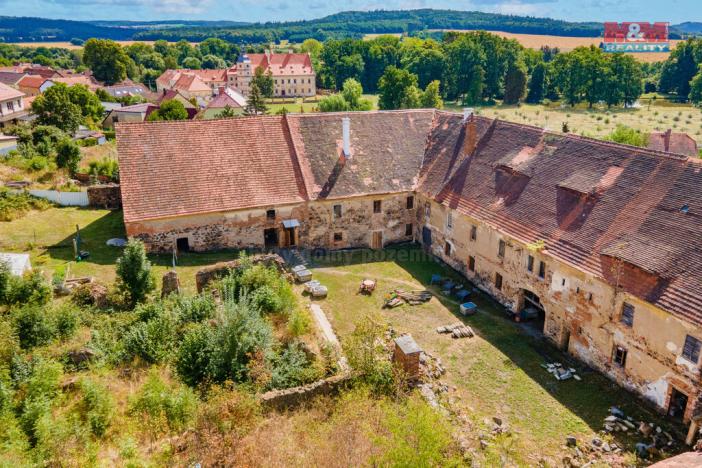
0;16;134;42
0;10;691;44
132;10;606;42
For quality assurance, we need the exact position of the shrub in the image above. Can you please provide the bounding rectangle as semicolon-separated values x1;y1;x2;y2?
173;294;216;324
18;359;62;444
176;294;273;387
0;189;53;222
3;270;52;307
604;125;649;147
0;320;19;369
343;314;394;395
77;379;113;437
269;341;321;390
13;305;56;349
286;308;312;337
54;304;79;340
251;285;283;313
129;371;197;434
116;239;155;308
122;315;177;364
175;323;216;387
0;260;9;302
55;138;82;175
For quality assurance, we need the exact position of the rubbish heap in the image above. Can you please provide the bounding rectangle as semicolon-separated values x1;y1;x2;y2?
436;322;474;339
541;361;582;381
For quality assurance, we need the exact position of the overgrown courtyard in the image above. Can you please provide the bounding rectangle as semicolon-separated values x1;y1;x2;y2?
0;207;689;465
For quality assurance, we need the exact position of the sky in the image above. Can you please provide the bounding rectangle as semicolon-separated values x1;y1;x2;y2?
0;0;700;24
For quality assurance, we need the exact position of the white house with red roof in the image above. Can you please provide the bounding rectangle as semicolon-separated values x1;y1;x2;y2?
0;82;28;128
226;50;316;98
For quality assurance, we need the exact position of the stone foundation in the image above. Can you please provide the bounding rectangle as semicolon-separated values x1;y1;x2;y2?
259;373;351;410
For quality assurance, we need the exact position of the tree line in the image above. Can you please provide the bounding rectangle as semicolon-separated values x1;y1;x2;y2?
312;33;646;109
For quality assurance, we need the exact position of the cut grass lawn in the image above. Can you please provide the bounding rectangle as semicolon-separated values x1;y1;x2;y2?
303;246;685;464
0;207;239;292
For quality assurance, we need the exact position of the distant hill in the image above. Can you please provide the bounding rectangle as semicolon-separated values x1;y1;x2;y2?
0;11;694;45
0;16;134;42
673;22;702;35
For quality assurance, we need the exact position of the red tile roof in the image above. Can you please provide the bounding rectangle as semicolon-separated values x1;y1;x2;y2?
648;130;699;157
234;53;314;76
17;74;49;90
117;110;702;328
116;116;307;223
424;112;702;327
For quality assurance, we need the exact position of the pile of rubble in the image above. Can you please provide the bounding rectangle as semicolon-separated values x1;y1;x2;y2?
436;322;474;339
605;407;677;458
541;361;582;381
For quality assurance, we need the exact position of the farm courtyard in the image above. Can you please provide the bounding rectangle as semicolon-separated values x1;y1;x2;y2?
0;207;687;465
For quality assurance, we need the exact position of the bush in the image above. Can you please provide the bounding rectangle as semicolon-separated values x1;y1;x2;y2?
286;308;311;337
13;305;56;349
0;189;53;222
343;314;395;395
54;305;79;340
55;138;82;174
3;271;52;307
78;379;113;437
269;341;321;390
129;371;197;434
115;239;155;308
122;314;177;364
176;294;273;387
18;359;62;445
173;294;216;324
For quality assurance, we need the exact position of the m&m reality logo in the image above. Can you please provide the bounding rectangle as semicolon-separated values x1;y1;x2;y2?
601;22;670;53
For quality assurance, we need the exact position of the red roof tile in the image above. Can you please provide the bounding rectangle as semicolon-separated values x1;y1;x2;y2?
116;116;307;223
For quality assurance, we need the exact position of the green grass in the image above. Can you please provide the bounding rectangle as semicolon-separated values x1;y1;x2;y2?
305;245;683;464
0;207;239;292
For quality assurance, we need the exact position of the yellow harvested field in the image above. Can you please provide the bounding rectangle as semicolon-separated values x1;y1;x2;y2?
431;30;680;63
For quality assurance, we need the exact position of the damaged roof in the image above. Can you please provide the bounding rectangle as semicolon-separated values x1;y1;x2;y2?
117;109;702;326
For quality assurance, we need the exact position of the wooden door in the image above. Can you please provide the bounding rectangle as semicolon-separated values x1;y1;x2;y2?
371;231;383;249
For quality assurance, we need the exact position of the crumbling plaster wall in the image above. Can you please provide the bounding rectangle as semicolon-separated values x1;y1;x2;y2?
417;194;700;419
300;193;416;249
126;203;305;253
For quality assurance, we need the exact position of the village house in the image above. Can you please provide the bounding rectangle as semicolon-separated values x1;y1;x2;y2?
226;51;315;97
116;109;702;435
648;129;699;157
200;87;246;119
102;103;159;131
0;82;27;128
101;81;151;100
155;69;226;100
156;90;199;119
16;75;54;96
0;71;26;88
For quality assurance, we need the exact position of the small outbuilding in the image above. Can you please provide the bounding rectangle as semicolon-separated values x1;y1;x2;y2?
393;334;422;380
0;252;32;276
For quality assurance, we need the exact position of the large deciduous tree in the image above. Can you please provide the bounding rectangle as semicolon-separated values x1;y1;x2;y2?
83;39;135;85
31;83;82;133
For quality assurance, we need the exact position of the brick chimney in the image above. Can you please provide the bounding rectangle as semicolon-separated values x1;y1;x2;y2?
342;117;351;159
664;128;672;153
462;108;477;156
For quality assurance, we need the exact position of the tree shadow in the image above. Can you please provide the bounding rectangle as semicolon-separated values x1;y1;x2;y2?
45;209;126;266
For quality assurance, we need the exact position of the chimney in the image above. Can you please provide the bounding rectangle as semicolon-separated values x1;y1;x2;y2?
342;117;351;158
664;128;672;153
463;107;474;122
462;111;477;156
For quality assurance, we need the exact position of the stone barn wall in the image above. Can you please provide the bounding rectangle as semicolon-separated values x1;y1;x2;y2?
88;184;122;209
416;194;702;422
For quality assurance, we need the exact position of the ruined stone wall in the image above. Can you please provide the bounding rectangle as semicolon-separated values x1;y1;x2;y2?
416;194;701;421
301;193;416;249
87;184;122;210
126;204;305;253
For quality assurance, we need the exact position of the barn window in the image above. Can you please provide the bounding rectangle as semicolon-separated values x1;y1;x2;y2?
621;303;635;327
405;223;413;236
498;239;506;258
682;335;702;364
406;196;414;209
444;242;451;257
446;212;453;230
495;273;503;290
527;255;534;272
613;345;627;367
470;225;477;241
468;256;475;271
373;200;382;213
538;261;546;279
333;204;342;219
266;209;276;220
333;232;343;242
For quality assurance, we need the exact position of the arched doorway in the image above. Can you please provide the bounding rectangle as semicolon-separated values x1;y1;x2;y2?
519;289;546;332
